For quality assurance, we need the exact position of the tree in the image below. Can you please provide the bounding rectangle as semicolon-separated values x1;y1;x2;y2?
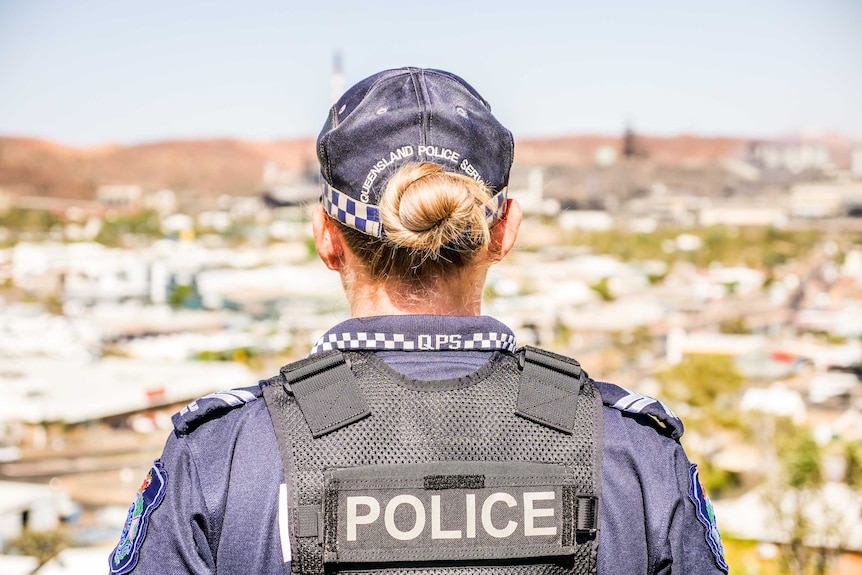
168;283;195;309
655;355;745;495
655;354;744;428
762;420;839;575
779;426;821;490
8;529;68;575
846;441;862;489
589;277;615;302
718;316;751;335
95;210;161;246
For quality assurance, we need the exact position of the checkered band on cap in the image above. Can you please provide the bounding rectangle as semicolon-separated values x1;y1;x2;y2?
322;184;382;237
310;330;518;355
485;189;508;227
323;184;508;238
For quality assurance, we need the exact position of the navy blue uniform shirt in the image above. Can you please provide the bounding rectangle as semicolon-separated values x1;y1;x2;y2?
109;315;728;575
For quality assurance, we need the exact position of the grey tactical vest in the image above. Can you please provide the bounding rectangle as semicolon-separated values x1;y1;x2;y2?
261;346;603;575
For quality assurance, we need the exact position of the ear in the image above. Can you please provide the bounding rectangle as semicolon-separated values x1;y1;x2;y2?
312;204;345;271
489;198;522;262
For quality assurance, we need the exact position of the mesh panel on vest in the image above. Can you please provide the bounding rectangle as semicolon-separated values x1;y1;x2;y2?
268;351;601;575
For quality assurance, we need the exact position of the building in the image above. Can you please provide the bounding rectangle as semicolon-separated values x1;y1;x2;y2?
714;482;862;568
851;144;862;179
698;201;788;227
790;182;862;218
0;481;75;551
0;357;257;445
750;140;832;173
96;185;142;209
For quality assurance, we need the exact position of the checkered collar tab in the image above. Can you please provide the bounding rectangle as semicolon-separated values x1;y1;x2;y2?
310;315;517;355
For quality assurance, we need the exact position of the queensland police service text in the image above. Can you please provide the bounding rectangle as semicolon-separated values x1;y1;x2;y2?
361;146;487;203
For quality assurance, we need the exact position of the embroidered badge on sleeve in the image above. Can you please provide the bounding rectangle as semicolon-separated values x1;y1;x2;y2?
688;464;728;573
110;460;168;575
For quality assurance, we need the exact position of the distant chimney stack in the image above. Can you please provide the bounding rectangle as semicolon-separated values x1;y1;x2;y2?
622;122;637;159
332;51;344;104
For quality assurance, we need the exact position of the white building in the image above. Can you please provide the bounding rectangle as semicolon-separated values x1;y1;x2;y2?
750;141;831;173
790;182;862;219
558;210;615;231
852;144;862;179
666;332;766;364
0;303;100;359
194;263;343;310
0;481;75;551
714;482;862;553
12;243;150;303
508;168;561;216
740;383;807;423
698;203;788;227
0;357;257;426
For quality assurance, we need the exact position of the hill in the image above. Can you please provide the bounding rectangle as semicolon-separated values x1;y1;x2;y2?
0;137;317;199
0;133;850;200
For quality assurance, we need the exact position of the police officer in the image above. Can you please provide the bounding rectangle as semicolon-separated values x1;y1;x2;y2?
109;68;728;575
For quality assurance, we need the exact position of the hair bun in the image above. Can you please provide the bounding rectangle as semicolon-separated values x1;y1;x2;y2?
379;163;491;258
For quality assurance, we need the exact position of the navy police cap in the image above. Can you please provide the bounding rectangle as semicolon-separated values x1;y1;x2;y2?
316;67;514;238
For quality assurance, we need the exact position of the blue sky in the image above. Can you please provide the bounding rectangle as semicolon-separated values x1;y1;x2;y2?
1;0;860;146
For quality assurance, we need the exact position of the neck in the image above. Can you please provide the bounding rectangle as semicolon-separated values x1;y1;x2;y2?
343;267;488;318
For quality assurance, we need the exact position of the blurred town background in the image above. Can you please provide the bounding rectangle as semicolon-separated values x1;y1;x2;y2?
2;122;861;574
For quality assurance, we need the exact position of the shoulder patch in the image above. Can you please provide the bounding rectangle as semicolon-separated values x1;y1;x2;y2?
688;464;729;573
110;461;167;574
171;384;263;435
596;382;684;439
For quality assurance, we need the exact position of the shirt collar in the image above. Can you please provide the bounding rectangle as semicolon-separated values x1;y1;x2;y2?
310;315;517;356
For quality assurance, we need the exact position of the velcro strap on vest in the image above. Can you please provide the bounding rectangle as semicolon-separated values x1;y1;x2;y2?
280;351;371;438
296;505;322;539
516;346;585;434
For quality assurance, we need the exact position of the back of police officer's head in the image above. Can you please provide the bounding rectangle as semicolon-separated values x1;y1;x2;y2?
316;68;515;284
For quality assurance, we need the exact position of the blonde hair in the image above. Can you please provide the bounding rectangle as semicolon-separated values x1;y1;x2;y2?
336;162;497;281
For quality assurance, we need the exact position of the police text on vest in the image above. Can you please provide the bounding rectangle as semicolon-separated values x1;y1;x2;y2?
346;491;557;542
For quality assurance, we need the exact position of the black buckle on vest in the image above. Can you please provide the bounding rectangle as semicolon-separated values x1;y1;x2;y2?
280;351;371;438
515;346;585;434
575;495;599;535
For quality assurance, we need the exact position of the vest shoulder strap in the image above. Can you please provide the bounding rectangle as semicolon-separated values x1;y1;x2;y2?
274;350;371;438
270;346;590;438
515;345;587;434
